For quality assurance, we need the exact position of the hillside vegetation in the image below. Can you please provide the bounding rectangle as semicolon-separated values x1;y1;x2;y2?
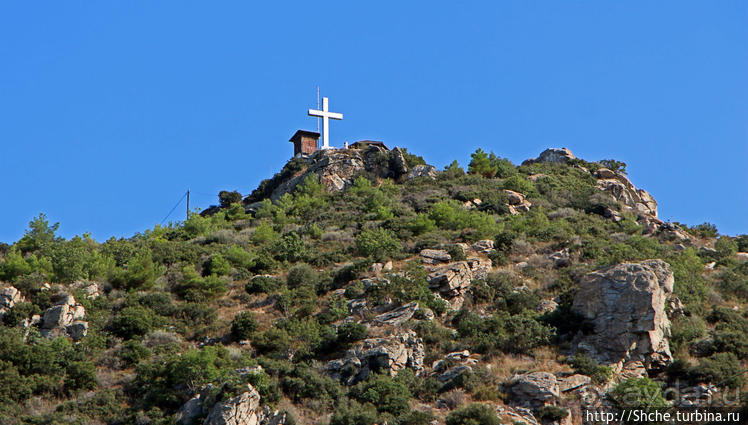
0;146;746;425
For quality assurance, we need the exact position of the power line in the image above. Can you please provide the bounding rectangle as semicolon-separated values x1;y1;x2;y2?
160;191;189;225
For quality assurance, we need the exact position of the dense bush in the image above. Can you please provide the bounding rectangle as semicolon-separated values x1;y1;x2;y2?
355;228;402;260
231;311;259;340
445;403;501;425
609;377;668;409
350;374;412;416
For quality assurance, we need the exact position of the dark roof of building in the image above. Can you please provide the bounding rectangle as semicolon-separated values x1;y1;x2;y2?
289;129;320;142
350;140;388;150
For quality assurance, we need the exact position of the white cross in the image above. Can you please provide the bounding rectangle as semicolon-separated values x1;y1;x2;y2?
308;97;343;149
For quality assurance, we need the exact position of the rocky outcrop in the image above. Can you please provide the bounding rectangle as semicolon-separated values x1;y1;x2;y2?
40;294;88;341
247;146;416;204
594;168;658;217
204;385;261;425
406;164;437;180
571;260;674;371
504;189;532;215
426;256;492;309
326;329;425;385
0;286;24;320
522;148;576;165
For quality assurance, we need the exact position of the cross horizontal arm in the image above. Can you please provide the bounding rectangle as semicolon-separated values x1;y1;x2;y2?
308;109;343;120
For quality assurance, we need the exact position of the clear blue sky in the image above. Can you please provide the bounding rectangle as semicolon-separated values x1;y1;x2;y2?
1;1;746;242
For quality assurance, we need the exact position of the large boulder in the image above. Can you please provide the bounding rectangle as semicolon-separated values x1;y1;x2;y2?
374;302;419;326
204;385;261;425
571;260;674;371
40;294;88;340
326;329;424;385
509;372;560;406
406;164;437;180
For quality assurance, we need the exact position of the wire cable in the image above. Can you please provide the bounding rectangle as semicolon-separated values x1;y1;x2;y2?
160;191;188;225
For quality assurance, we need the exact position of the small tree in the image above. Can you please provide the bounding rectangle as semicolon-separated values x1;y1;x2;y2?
468;149;497;178
600;159;627;175
355;228;402;261
231;311;259;340
218;190;243;208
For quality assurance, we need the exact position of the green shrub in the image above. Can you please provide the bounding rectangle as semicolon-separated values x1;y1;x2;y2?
118;340;152;366
245;275;283;294
286;263;318;289
537;406;569;422
445;403;501;425
329;400;379;425
207;254;232;276
670;315;706;352
691;352;744;389
108;249;160;291
355;228;402;261
231;311;259;340
174;266;227;301
110;306;162;340
336;322;368;344
502;175;534;196
609;377;668;409
569;353;613;384
63;360;97;394
715;236;738;260
350;374;412;416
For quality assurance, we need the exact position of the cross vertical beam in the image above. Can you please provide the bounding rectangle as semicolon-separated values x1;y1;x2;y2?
308;97;343;149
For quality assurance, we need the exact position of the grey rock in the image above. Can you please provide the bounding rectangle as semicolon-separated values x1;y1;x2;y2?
204;385;261;425
42;304;72;329
559;374;591;392
0;286;24;320
594;169;658;217
406;164;437;180
471;239;494;254
522;148;576;165
437;365;472;384
446;350;470;361
572;260;674;371
66;321;89;341
327;329;424;385
348;299;369;316
419;249;452;264
374;302;418;326
509;372;560;406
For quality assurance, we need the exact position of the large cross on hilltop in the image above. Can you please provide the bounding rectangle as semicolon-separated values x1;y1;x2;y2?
308;97;343;149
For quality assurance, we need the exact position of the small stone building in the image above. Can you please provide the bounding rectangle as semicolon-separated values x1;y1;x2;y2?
289;130;320;156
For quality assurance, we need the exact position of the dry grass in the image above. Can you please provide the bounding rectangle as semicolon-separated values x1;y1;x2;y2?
487;346;570;381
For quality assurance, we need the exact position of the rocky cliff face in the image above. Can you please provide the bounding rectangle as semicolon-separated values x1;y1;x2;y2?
572;259;674;372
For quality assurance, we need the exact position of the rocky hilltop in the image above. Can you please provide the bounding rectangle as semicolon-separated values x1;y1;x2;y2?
0;146;746;425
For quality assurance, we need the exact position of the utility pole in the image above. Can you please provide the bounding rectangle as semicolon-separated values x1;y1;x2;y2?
186;189;190;219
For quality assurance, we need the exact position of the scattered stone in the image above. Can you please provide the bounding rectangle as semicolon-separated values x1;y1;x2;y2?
374;302;418;326
432;360;447;373
382;261;393;271
419;249;452;264
548;248;570;267
348;299;369;316
406;164;437;180
369;263;384;274
572;260;674;371
705;261;717;270
39;294;89;340
414;307;435;321
446;350;470;361
73;280;100;298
